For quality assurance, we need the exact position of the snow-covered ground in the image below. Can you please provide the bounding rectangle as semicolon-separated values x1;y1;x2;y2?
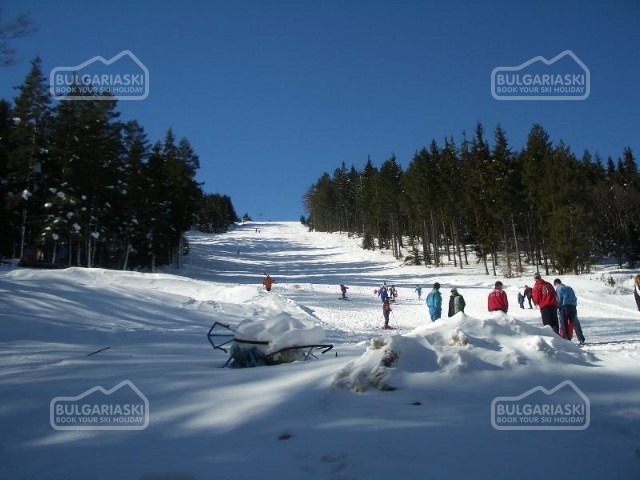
1;221;639;479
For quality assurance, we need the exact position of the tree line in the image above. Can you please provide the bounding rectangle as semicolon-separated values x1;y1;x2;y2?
303;123;640;276
0;58;238;270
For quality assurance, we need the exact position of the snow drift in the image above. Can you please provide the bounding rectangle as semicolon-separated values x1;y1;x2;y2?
229;313;327;367
332;312;599;392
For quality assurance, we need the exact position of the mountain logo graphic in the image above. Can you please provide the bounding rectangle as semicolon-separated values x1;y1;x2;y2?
50;50;149;101
491;50;590;101
491;380;590;430
50;380;149;431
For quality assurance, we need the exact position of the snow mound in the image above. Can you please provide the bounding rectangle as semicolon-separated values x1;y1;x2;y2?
332;313;598;392
235;313;326;352
229;313;326;367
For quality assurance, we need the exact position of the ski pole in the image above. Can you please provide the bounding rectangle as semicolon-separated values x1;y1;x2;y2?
391;310;401;329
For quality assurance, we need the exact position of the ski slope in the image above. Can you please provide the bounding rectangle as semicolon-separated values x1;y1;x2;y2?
1;221;639;480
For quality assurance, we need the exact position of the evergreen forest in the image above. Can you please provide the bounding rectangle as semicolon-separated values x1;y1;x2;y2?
0;58;238;270
303;123;640;276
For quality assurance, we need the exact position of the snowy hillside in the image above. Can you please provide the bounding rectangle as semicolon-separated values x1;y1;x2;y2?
1;221;639;480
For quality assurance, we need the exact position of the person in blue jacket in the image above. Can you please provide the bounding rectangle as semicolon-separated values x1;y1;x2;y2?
378;283;389;303
426;282;442;321
554;278;586;345
414;284;423;301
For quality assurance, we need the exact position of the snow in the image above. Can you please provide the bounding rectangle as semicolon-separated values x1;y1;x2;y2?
234;314;325;353
332;313;598;393
1;221;640;479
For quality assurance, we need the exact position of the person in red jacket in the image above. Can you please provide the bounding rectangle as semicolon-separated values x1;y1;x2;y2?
488;281;509;313
262;274;276;292
531;272;559;334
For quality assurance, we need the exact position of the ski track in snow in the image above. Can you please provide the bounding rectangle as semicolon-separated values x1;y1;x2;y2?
184;222;640;356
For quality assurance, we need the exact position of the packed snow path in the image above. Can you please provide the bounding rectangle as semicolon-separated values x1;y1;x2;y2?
185;222;640;353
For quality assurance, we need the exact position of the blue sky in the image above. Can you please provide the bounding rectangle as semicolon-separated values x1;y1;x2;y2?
2;0;639;220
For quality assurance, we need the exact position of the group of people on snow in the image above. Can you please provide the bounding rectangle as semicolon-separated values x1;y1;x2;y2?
517;285;534;309
262;272;598;346
529;272;585;344
423;283;465;320
375;274;585;344
418;282;466;322
376;283;398;303
419;273;585;344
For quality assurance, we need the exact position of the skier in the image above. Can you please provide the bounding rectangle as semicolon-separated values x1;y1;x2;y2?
554;278;586;344
634;275;640;311
414;284;422;301
426;282;442;321
388;284;397;302
382;297;393;329
340;283;349;299
532;272;559;335
448;288;466;317
488;281;509;313
378;283;389;303
262;274;276;292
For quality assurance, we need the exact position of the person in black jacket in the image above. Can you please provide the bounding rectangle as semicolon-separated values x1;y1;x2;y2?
448;288;466;317
634;275;640;311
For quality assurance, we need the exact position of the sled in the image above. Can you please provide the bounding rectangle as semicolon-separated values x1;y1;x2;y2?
566;318;574;340
207;321;334;368
558;315;574;340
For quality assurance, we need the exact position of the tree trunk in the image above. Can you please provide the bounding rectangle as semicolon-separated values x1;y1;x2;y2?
123;242;130;270
86;236;92;268
430;211;439;267
19;207;27;260
422;219;430;266
512;214;522;274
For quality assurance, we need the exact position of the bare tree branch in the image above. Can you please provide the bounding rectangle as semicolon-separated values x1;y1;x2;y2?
0;10;37;67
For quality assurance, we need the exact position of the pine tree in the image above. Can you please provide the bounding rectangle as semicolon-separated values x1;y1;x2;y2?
48;94;123;267
491;124;520;276
116;120;150;270
378;155;403;257
466;122;498;274
197;194;238;233
140;130;202;269
0;99;14;256
545;141;593;273
6;57;51;261
332;162;351;233
359;157;379;249
520;123;554;273
403;147;434;263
